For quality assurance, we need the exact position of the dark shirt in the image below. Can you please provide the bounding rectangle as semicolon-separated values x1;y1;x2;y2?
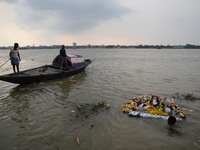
60;49;67;57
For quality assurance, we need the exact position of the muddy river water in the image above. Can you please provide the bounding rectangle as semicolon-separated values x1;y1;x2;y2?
0;48;200;150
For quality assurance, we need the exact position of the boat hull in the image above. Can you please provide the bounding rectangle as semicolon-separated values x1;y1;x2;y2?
0;59;91;85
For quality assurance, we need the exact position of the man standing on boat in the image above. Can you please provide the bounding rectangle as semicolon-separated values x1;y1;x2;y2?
9;43;21;75
59;45;68;70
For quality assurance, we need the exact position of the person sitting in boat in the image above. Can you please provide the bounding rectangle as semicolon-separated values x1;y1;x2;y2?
59;45;68;70
148;94;160;108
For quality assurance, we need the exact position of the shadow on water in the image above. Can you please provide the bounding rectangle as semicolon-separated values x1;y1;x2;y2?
0;71;94;149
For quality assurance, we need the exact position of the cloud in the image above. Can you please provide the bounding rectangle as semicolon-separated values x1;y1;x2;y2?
0;0;17;3
2;0;199;46
6;0;132;34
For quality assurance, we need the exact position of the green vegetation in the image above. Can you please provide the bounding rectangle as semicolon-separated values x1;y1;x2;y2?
172;92;199;102
76;101;110;120
184;44;200;49
182;93;199;101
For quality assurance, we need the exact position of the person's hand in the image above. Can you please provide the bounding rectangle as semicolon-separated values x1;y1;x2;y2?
19;58;21;61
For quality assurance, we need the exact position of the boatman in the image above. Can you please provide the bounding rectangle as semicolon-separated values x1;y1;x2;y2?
59;45;68;70
9;43;21;75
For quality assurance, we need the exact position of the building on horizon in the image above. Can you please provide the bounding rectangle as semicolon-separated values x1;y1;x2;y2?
73;42;77;48
87;44;92;48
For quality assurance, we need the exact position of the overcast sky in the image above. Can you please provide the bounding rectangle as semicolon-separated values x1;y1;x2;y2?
0;0;200;47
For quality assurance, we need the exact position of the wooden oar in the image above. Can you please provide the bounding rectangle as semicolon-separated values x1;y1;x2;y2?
0;58;10;68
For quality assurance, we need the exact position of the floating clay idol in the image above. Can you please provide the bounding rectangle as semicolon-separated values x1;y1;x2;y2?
147;94;160;109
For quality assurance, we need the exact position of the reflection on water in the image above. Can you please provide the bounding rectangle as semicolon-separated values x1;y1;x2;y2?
0;71;89;149
0;49;200;149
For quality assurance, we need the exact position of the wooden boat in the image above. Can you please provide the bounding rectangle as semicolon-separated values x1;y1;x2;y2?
0;54;92;85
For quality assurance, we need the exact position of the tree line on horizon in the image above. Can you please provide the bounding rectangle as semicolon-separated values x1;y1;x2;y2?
0;44;199;49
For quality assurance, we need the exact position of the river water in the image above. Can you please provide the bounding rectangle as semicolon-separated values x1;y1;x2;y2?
0;48;200;150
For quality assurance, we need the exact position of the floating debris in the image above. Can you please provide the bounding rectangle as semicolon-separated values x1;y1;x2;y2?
62;101;110;125
173;92;199;101
188;110;194;113
75;101;110;121
182;93;199;101
76;137;80;146
106;104;111;108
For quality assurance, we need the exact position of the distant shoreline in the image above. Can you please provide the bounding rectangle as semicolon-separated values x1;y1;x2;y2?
0;44;200;49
